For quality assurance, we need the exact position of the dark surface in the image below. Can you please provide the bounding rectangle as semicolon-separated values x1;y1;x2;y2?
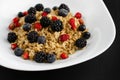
0;0;119;80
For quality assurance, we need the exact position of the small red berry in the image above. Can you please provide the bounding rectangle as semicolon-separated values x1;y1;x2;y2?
60;53;68;59
52;16;58;21
34;23;42;31
11;43;17;50
23;11;28;16
75;12;82;19
8;23;15;30
23;52;29;60
59;34;70;42
14;22;21;27
69;18;76;30
13;17;19;23
42;12;48;16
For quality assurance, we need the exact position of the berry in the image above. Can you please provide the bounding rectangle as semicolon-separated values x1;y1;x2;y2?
14;48;24;56
18;12;24;17
23;11;28;16
25;14;36;23
23;52;29;59
41;12;48;16
59;34;70;42
11;43;17;50
78;25;86;31
35;3;44;11
79;18;84;25
60;53;68;59
14;22;21;27
8;23;15;30
58;9;68;17
82;32;91;39
52;16;58;21
59;3;70;12
53;6;58;10
75;12;82;19
34;23;42;31
46;54;56;63
7;32;17;43
75;38;87;48
40;17;51;27
23;23;31;32
37;36;46;44
69;18;76;30
13;17;19;23
34;51;46;63
28;7;36;14
27;31;39;43
51;20;63;32
43;8;51;13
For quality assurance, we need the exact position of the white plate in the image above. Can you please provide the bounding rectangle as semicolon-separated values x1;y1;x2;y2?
0;0;116;71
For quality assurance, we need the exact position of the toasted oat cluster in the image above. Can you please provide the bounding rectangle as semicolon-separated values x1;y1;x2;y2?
7;3;91;63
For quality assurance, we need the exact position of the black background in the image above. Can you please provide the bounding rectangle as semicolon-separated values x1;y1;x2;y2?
0;0;119;80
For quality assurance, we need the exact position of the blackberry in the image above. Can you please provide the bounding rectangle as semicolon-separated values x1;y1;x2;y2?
35;3;44;11
58;9;68;17
34;51;46;63
75;38;87;48
78;25;86;31
25;14;36;23
7;32;17;43
51;20;63;32
14;48;24;56
18;12;24;17
53;6;58;11
37;36;46;44
82;32;91;39
59;3;70;12
23;23;31;32
40;17;51;28
28;7;36;14
46;54;56;63
27;31;39;43
43;8;51;13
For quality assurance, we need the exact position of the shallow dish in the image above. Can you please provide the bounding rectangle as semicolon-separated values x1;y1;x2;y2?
0;0;116;71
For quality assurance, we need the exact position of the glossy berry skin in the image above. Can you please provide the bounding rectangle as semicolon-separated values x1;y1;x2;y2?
58;9;68;17
82;32;91;39
52;6;58;11
35;3;44;11
14;48;24;56
34;51;46;63
60;53;68;59
40;17;51;27
23;23;31;32
37;36;46;44
78;25;86;31
34;23;42;31
7;32;17;43
41;12;48;16
25;14;36;23
8;23;15;30
52;16;58;21
23;11;28;16
75;38;87;48
59;3;70;12
46;54;56;63
13;17;19;23
11;43;17;50
18;12;24;17
27;31;39;43
23;52;29;59
59;34;70;42
28;7;36;14
69;18;76;30
75;12;82;19
51;20;63;32
43;8;51;13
